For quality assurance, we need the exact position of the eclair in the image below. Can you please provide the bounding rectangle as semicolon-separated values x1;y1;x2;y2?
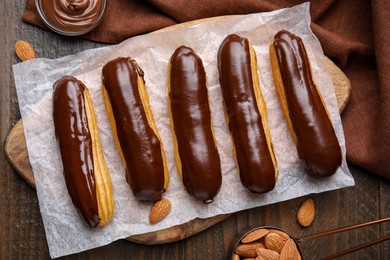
102;57;169;202
53;76;114;228
270;30;342;178
168;46;222;203
218;34;278;194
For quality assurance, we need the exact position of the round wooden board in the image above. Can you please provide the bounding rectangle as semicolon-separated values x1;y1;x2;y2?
4;17;351;245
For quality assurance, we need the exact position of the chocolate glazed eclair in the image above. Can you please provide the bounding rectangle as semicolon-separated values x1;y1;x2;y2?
270;30;342;178
218;34;278;194
168;46;222;203
53;76;114;228
102;57;169;202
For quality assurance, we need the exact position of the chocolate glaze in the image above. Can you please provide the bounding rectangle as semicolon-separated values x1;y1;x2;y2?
102;57;165;202
218;35;276;194
169;46;222;203
41;0;103;32
52;76;99;228
273;30;342;178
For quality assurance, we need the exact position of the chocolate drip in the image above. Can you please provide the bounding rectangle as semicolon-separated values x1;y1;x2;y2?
53;76;99;228
102;57;165;202
273;30;342;177
218;34;275;194
169;46;222;203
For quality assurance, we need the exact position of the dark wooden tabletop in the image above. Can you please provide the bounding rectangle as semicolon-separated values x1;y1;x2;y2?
1;2;389;259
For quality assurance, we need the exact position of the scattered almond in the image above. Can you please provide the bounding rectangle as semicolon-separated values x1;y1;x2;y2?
279;238;302;260
264;233;286;253
149;198;171;224
235;242;264;258
297;198;315;227
241;228;269;243
256;248;280;260
14;40;36;61
232;253;240;260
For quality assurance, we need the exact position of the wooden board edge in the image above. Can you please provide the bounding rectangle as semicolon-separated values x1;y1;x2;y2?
127;214;230;244
326;58;351;112
4;120;36;188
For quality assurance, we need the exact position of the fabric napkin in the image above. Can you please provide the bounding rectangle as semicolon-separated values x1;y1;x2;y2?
23;0;390;180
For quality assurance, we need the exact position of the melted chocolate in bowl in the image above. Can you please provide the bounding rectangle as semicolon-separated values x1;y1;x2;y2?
35;0;106;35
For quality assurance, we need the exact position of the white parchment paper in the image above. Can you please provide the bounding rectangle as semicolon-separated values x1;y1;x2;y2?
13;3;354;258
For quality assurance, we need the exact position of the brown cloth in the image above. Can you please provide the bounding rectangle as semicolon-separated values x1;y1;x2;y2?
23;0;390;180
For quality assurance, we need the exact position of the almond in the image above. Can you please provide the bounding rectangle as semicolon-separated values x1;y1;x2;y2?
235;242;264;258
256;248;280;260
149;198;171;224
268;229;291;241
279;238;301;260
241;228;269;243
232;253;240;260
14;40;36;61
297;198;315;227
264;233;286;253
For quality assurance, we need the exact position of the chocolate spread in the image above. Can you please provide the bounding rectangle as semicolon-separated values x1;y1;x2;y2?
273;30;342;178
218;34;276;194
40;0;103;32
53;76;99;228
169;46;222;203
102;57;165;202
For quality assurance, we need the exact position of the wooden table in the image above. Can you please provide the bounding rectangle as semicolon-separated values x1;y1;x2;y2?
1;2;389;259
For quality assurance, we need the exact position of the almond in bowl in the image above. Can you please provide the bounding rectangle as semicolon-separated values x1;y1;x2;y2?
232;227;302;260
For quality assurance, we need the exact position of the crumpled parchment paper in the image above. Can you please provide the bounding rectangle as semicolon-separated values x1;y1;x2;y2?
12;3;354;258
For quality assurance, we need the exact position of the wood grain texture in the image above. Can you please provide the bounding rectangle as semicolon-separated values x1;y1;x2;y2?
1;3;389;259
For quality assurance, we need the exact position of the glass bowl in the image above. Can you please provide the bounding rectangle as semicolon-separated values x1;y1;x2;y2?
35;0;107;36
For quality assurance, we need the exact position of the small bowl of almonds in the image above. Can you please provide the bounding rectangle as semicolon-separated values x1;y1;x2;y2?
231;216;390;259
231;226;303;260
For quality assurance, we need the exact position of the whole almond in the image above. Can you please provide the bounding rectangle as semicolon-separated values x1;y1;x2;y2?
268;229;291;241
256;248;280;260
241;228;269;243
297;198;315;227
279;238;302;260
14;40;36;61
149;198;171;224
264;233;286;253
235;242;264;258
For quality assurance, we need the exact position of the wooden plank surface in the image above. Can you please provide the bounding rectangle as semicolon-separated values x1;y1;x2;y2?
1;1;389;259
